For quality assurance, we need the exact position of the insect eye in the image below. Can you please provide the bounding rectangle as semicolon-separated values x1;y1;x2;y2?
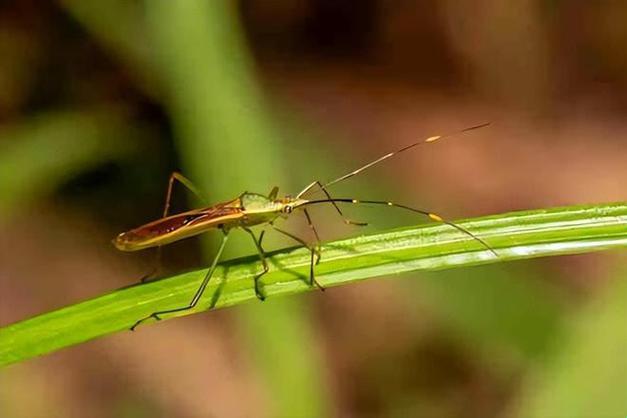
284;205;293;214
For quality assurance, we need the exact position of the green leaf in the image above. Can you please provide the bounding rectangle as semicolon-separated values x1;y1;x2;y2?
510;260;627;418
142;1;329;416
1;203;626;367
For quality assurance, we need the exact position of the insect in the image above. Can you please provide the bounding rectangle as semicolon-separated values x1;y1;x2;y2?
115;123;495;330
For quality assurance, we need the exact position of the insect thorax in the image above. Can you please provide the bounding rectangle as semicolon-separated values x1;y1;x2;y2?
239;192;281;219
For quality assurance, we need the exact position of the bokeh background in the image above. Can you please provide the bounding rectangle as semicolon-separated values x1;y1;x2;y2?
1;1;626;417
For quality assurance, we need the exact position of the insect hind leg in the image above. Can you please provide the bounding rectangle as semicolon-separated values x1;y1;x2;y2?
163;172;207;218
130;231;230;331
138;246;162;284
137;172;208;285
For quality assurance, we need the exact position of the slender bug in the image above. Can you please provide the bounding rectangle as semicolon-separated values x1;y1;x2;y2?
114;123;495;330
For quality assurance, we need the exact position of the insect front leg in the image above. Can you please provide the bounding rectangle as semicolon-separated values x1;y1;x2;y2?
243;227;269;301
303;209;322;265
297;180;367;226
271;224;324;292
130;230;230;331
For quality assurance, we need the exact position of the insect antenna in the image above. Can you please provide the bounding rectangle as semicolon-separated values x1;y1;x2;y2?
302;198;497;257
303;122;490;194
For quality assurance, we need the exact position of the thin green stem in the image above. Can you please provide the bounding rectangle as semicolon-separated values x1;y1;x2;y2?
1;203;625;367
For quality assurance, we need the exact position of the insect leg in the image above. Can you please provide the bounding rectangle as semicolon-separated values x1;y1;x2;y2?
139;246;162;283
271;225;324;292
297;180;367;226
303;209;322;265
130;230;230;331
163;171;206;218
139;173;207;284
242;227;270;301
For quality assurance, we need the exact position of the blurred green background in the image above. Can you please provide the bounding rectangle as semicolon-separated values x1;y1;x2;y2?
0;1;625;417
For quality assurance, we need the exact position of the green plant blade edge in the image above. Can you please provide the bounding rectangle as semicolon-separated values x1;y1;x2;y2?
1;203;626;367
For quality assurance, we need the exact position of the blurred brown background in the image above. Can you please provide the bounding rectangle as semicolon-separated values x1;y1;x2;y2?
0;1;625;418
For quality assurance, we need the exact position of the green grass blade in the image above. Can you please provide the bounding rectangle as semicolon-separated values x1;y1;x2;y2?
143;1;328;415
510;260;627;418
1;203;626;367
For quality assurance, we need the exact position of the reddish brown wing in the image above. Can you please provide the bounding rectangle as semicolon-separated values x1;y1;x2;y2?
130;206;239;239
114;199;243;251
